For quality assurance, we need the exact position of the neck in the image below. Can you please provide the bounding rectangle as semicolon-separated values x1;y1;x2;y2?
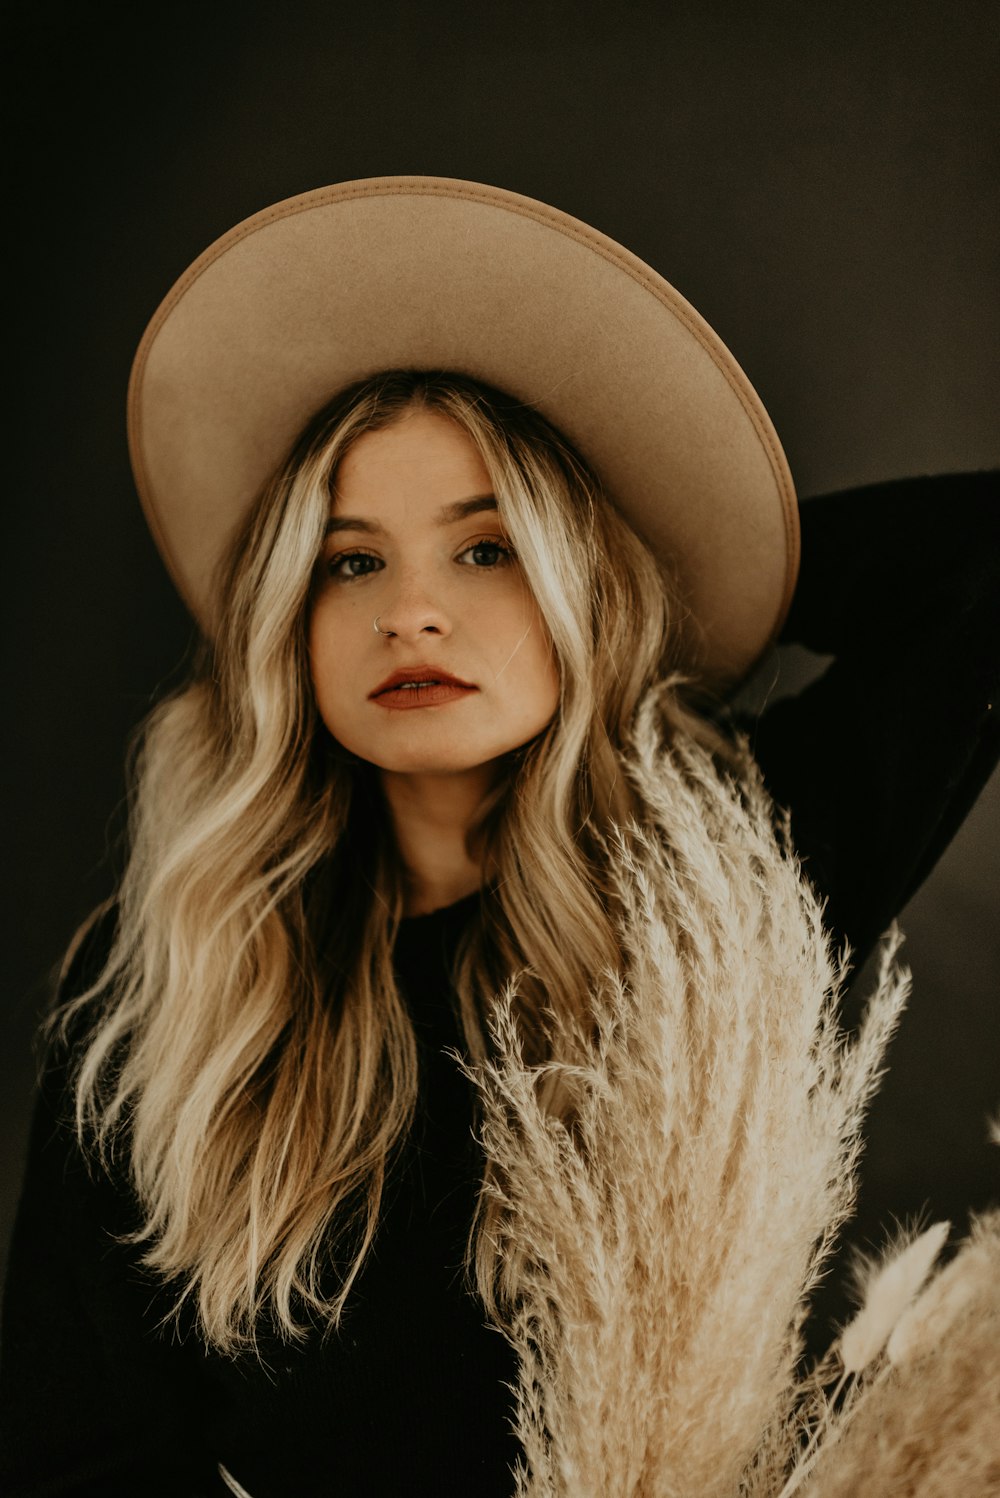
379;763;499;917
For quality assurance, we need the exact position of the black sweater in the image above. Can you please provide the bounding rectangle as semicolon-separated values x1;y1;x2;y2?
1;473;997;1497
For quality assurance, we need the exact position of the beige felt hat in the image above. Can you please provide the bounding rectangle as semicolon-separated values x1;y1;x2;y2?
128;175;799;685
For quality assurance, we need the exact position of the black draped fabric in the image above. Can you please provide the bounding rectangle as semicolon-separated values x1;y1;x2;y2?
1;472;997;1496
745;471;1000;975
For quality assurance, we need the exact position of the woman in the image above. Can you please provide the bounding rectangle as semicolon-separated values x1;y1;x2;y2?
1;180;997;1497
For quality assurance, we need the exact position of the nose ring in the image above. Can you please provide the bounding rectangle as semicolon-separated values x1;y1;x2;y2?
374;616;390;635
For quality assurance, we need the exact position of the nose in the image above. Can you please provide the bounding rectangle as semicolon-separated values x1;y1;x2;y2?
373;570;453;641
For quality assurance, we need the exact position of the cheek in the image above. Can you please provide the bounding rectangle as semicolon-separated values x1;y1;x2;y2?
307;608;343;726
538;649;561;719
520;608;560;718
306;612;323;686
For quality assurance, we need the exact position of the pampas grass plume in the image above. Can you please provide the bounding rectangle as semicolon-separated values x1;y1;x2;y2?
460;698;996;1496
839;1221;950;1374
464;705;912;1497
800;1231;1000;1498
887;1211;1000;1369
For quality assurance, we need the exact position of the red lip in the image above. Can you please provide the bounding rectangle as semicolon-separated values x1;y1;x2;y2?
370;665;477;698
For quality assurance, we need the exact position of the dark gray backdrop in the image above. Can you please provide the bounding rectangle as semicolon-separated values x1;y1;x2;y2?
4;1;998;1337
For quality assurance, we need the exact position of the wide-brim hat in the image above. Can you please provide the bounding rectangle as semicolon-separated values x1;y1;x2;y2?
128;175;799;686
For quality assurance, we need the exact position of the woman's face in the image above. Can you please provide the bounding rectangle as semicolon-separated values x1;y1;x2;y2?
309;407;560;778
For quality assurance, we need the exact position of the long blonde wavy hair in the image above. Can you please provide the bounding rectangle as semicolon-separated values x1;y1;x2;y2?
60;369;733;1354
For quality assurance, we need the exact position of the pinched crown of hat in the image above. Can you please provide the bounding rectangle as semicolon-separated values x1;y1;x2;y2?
128;175;799;686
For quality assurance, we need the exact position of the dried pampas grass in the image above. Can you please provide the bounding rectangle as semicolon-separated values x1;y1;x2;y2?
888;1212;1000;1370
839;1220;950;1375
800;1214;1000;1498
458;685;1000;1496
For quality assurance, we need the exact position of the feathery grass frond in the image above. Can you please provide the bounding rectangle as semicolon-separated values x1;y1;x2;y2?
462;720;910;1496
797;1213;1000;1497
460;711;996;1496
838;1220;950;1374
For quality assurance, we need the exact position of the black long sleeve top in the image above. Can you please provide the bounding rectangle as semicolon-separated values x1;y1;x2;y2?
1;472;997;1497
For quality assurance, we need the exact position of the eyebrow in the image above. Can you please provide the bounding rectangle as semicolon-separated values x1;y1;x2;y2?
324;494;498;536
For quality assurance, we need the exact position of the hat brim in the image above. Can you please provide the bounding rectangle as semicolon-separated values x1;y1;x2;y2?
128;176;798;686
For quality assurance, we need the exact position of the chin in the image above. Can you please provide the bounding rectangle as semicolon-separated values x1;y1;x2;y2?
375;747;502;776
355;727;519;774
